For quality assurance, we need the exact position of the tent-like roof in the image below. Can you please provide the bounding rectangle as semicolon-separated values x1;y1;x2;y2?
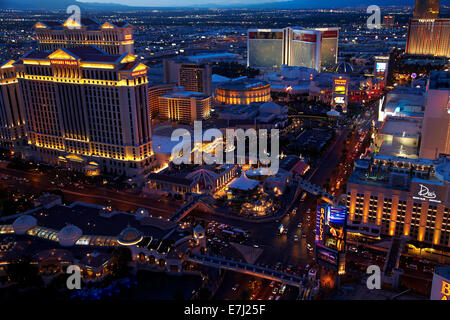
186;169;218;189
229;172;259;191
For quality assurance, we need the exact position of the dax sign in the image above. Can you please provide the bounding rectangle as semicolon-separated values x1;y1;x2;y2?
413;184;441;203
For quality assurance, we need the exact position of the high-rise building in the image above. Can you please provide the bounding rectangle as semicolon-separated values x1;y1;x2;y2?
247;27;338;72
419;71;450;159
406;0;449;57
34;18;134;55
346;154;450;248
163;59;212;96
413;0;440;19
158;91;211;124
14;46;153;176
247;29;285;69
405;18;450;57
148;83;179;119
0;60;26;150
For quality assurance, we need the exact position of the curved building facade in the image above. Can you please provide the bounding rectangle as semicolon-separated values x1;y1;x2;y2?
215;79;271;105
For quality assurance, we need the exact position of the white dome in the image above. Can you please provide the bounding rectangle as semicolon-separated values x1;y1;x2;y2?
58;224;82;247
12;215;37;235
327;110;340;117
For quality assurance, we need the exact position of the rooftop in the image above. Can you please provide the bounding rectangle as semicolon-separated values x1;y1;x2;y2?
429;71;450;90
379;116;422;139
217;78;270;91
161;91;210;99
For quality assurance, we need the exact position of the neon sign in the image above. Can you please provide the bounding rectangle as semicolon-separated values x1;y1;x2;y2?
131;70;146;77
50;60;78;66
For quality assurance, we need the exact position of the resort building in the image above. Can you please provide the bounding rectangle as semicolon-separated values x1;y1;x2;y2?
158;91;211;124
14;46;154;176
0;60;27;150
346;154;450;249
215;78;271;105
34;18;134;55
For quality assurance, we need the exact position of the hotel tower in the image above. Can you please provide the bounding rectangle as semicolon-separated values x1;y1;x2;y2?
14;45;153;176
0;60;27;150
34;18;134;55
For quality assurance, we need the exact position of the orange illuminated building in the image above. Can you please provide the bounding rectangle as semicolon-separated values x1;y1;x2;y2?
0;60;27;150
215;78;271;105
14;46;153;176
34;18;134;55
346;154;450;249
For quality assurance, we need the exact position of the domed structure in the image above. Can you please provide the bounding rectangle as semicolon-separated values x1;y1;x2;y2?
57;224;82;247
333;62;353;74
327;110;340;117
12;215;37;235
118;226;143;246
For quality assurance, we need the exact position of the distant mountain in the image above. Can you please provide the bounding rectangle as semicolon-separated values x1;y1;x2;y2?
0;0;136;10
0;0;419;10
196;0;416;9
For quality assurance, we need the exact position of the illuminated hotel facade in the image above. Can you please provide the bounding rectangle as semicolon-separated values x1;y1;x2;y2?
14;46;153;176
0;60;27;150
34;18;134;55
346;154;450;249
215;78;271;105
405;18;450;58
158;91;211;124
247;27;338;72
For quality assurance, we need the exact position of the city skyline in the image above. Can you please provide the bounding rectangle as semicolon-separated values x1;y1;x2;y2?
0;0;449;306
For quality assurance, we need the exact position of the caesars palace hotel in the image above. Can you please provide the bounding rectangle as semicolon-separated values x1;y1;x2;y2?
346;154;450;248
0;19;155;176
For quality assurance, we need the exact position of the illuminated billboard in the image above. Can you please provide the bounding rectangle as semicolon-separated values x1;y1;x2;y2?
430;267;450;300
376;62;386;73
315;204;348;272
373;56;389;80
331;76;349;111
334;86;346;94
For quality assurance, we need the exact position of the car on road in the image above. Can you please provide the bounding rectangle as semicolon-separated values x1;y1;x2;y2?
407;264;418;271
423;266;434;274
297;223;302;228
268;296;274;300
232;284;239;291
272;287;279;295
294;235;299;242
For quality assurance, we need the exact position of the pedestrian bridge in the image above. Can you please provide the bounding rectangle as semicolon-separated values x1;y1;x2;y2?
294;176;338;204
186;253;304;288
169;195;214;222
